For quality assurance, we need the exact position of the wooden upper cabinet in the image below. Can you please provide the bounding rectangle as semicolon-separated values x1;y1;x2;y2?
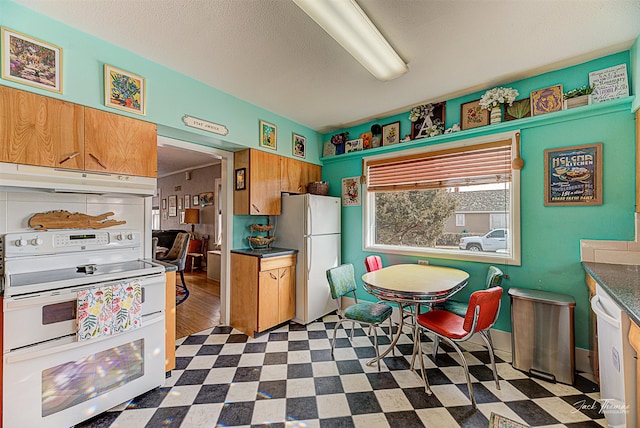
234;149;282;215
280;157;322;194
0;85;84;169
84;108;157;177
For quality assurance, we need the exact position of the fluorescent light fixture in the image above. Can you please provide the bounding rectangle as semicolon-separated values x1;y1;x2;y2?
292;0;408;81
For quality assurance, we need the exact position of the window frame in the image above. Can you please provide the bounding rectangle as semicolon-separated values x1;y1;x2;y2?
362;130;521;266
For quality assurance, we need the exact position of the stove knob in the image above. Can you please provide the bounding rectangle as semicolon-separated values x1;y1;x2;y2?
15;239;27;247
115;233;124;241
31;238;43;246
127;233;134;240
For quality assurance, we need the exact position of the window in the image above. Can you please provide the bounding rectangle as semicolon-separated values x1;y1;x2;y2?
363;131;520;265
151;208;160;230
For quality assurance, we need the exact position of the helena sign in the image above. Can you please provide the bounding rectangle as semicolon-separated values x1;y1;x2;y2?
182;115;229;136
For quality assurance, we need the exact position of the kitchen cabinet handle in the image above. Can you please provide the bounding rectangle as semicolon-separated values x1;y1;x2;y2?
590;295;620;328
270;272;277;280
89;153;107;169
280;270;286;279
58;152;80;165
252;204;260;213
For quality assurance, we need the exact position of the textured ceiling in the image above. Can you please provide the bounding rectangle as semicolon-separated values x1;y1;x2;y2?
11;0;640;134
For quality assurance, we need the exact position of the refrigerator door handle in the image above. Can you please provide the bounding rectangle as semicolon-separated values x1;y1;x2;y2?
307;204;312;236
306;236;312;280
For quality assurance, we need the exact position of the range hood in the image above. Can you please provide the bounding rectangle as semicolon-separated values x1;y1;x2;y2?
0;162;156;196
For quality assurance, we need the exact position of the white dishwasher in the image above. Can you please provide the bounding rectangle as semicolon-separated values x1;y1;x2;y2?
590;283;637;427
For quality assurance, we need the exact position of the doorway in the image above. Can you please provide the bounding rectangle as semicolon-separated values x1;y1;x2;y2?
155;136;233;338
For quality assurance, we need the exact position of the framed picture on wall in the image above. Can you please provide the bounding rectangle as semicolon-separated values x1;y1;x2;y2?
162;198;167;210
168;195;177;217
544;143;602;206
381;121;400;146
530;84;563;116
460;99;489;130
259;120;277;150
200;192;214;206
235;168;246;190
178;197;183;210
104;64;146;115
193;195;199;207
1;27;63;93
292;133;306;158
185;195;190;209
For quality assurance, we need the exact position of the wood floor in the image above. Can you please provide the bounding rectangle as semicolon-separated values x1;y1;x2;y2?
176;269;221;339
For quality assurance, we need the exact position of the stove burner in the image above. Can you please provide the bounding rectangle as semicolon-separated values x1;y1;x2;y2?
77;264;97;274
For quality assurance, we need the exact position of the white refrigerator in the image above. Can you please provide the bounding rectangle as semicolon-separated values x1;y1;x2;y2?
278;194;341;324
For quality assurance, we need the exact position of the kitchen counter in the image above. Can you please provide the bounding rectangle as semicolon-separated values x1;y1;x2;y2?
231;247;298;258
582;261;640;325
148;259;178;272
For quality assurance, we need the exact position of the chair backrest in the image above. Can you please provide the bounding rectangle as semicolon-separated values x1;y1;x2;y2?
485;266;504;289
166;232;191;270
463;286;503;333
152;237;159;257
364;255;383;272
326;264;357;300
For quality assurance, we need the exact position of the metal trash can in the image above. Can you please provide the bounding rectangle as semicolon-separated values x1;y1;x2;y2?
509;288;576;385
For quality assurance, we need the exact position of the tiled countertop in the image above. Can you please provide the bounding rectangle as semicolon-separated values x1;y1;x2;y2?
231;247;298;258
582;261;640;326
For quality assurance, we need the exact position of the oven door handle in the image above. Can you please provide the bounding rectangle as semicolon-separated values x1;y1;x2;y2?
5;313;164;364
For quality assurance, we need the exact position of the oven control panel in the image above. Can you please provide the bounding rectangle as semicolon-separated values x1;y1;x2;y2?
3;230;142;257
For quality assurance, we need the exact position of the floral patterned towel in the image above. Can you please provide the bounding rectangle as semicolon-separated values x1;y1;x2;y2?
77;286;114;341
113;279;142;333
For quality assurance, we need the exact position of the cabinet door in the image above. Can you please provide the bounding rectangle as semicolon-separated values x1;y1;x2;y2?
0;86;84;169
258;269;280;331
84;108;157;177
281;157;322;194
250;150;281;214
234;149;281;215
278;266;295;323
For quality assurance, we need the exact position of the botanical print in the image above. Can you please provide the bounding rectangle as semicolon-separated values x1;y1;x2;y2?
77;286;113;341
105;64;146;115
2;27;62;92
260;120;277;149
460;99;489;130
112;280;142;333
382;122;400;146
342;176;361;206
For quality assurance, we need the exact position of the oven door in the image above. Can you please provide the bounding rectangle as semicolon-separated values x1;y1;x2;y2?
3;312;165;428
3;273;164;351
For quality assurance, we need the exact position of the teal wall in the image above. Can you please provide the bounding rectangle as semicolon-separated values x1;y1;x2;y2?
321;54;637;350
0;1;323;162
632;36;640;113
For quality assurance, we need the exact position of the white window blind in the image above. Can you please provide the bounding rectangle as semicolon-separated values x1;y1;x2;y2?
366;139;512;192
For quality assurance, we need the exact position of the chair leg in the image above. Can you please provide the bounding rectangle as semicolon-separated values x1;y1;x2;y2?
414;325;432;395
432;335;440;361
373;324;381;371
331;320;343;358
350;321;355;340
388;316;396;357
179;270;187;290
480;330;501;390
443;337;476;408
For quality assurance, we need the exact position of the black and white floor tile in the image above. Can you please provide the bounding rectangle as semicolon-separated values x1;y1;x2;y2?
77;314;605;427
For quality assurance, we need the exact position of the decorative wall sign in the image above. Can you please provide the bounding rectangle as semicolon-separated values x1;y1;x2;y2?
589;64;629;103
382;122;400;146
411;102;446;139
323;141;335;157
235;168;246;190
342;177;361;206
182;115;229;136
345;139;363;153
544;143;602;206
104;64;145;115
530;84;563;116
1;27;62;93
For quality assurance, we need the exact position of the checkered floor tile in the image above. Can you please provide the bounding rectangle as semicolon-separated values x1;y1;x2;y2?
76;314;605;427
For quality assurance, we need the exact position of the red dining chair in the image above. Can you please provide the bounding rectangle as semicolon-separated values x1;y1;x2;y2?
413;286;503;408
364;255;383;272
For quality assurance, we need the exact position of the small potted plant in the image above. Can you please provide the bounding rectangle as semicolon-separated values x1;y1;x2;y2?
479;87;519;124
563;84;594;109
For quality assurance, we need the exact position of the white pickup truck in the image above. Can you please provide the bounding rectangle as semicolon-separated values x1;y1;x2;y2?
459;228;508;252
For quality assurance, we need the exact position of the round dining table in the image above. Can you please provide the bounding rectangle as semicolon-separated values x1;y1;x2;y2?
361;263;470;370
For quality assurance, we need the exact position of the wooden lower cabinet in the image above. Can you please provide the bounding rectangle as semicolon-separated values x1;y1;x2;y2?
629;321;640;425
165;270;176;372
230;253;296;337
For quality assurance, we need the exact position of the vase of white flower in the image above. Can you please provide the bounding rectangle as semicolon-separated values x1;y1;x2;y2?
479;87;519;125
490;106;503;124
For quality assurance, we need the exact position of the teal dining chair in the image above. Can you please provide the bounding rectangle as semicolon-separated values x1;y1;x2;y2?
326;263;394;371
435;265;504;316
